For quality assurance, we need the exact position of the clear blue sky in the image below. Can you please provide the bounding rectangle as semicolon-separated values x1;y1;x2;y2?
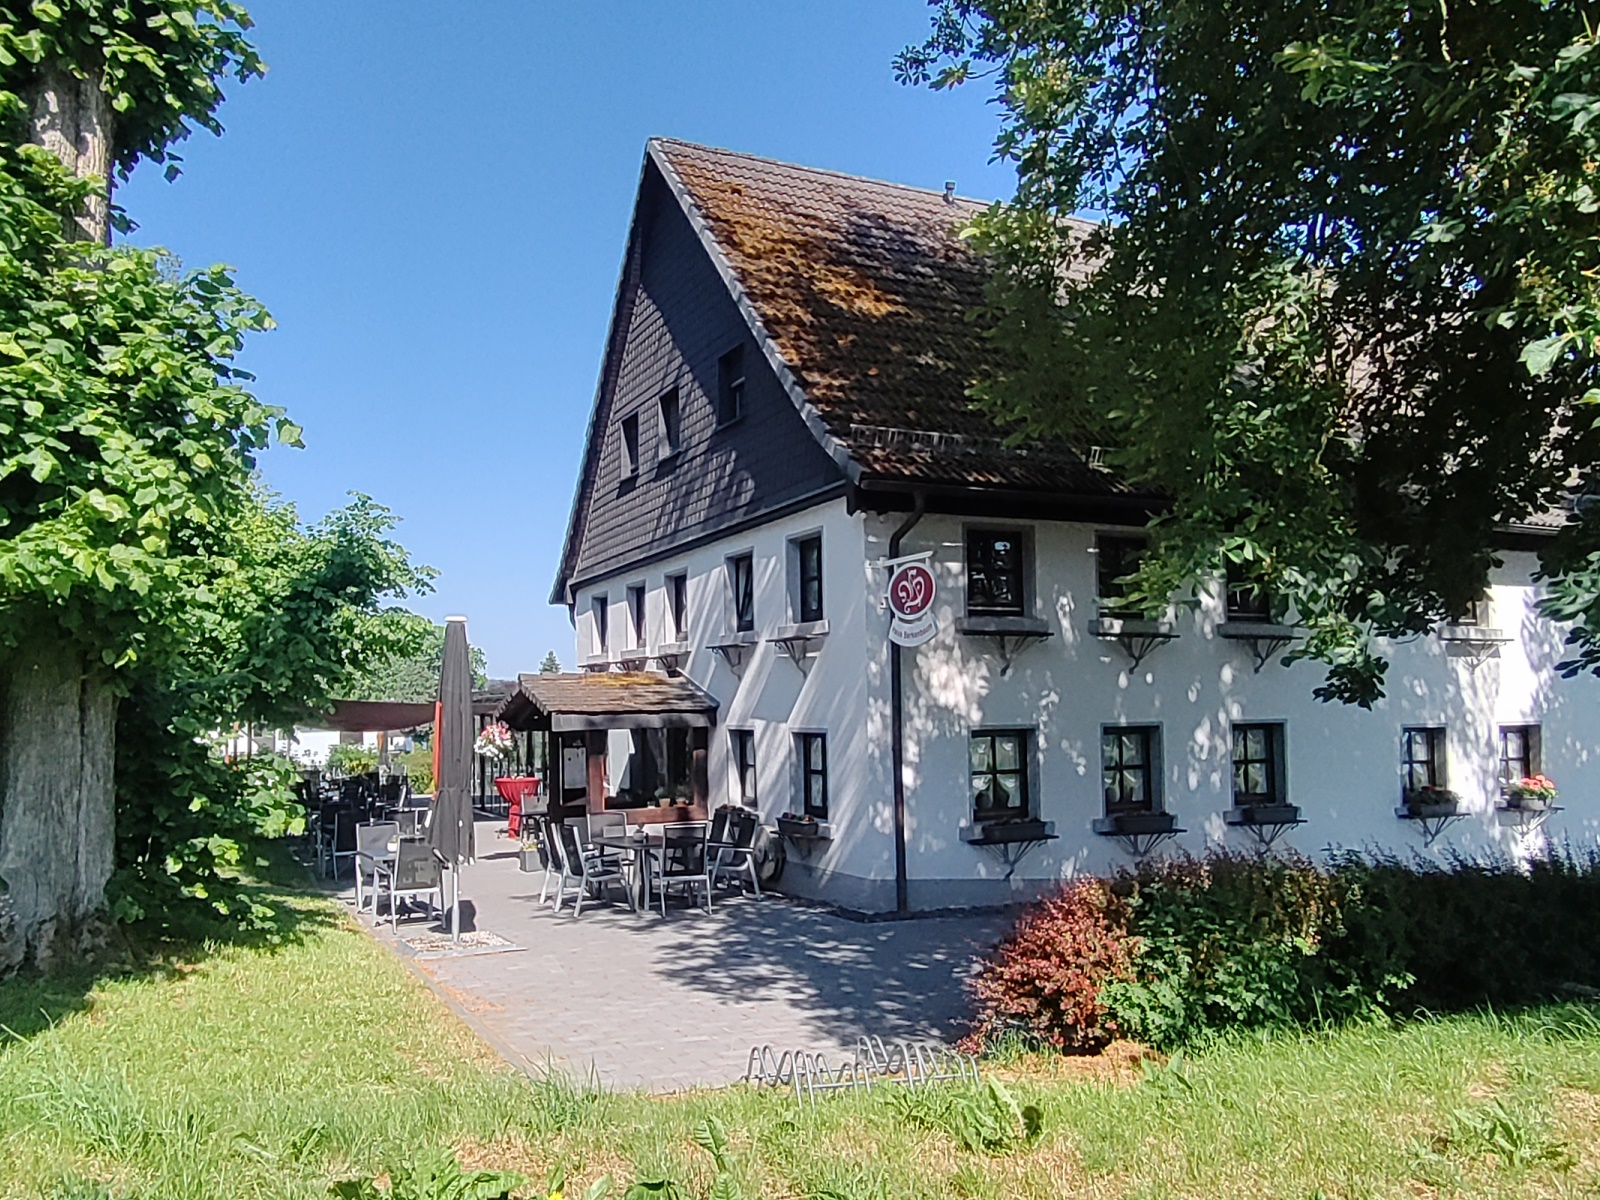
118;1;1016;679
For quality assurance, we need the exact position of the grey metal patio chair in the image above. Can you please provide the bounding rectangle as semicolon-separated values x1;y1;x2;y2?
317;805;359;878
649;822;713;916
381;840;445;931
709;806;762;897
353;821;399;913
553;820;636;917
584;810;627;842
524;815;558;906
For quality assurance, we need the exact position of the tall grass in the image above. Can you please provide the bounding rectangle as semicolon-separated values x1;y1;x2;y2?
4;887;1600;1198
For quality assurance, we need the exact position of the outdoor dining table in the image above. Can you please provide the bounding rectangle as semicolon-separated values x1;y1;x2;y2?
589;829;657;909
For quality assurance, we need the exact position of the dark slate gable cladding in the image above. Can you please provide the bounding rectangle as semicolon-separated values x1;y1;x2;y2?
560;166;844;598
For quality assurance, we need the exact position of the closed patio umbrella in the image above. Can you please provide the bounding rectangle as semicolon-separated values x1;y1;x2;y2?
427;615;475;938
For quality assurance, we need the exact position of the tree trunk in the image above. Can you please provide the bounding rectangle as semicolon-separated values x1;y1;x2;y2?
0;640;117;974
25;63;114;245
0;66;119;976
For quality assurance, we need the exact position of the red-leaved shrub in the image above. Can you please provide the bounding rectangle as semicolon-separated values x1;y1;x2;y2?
961;877;1133;1054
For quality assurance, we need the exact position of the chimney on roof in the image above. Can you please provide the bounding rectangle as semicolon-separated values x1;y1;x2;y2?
943;181;956;204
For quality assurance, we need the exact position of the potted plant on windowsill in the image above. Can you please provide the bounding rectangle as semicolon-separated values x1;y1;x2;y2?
1400;785;1464;819
1503;774;1558;811
776;811;831;840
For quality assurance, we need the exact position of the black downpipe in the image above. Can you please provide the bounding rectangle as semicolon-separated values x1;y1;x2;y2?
888;490;926;914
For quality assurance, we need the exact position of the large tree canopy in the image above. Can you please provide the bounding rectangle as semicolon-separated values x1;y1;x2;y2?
344;615;488;705
899;0;1600;704
0;2;428;967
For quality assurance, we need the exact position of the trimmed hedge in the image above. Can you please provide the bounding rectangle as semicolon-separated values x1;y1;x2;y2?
966;848;1600;1052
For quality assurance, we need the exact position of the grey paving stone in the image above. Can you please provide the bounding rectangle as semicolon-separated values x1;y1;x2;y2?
359;820;1009;1093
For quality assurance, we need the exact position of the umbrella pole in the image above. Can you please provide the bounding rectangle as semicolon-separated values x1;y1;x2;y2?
451;863;460;941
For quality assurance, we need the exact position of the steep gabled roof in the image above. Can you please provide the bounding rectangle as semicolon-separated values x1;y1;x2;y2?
551;140;1141;606
650;138;1122;495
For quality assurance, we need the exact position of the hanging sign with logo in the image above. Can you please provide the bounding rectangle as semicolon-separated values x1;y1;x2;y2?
884;553;938;647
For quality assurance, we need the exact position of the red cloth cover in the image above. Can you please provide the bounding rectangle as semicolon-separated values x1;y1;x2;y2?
495;776;541;837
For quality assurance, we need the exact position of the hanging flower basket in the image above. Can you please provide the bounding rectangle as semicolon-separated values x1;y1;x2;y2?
473;722;515;760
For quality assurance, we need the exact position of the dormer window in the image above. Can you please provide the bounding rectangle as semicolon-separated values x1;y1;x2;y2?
717;346;745;427
658;387;681;461
619;413;640;480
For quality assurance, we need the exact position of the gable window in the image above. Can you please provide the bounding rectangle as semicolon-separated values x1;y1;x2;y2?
796;732;828;818
796;534;823;623
1096;534;1147;615
717;346;746;426
1102;726;1160;814
668;572;688;641
592;595;609;655
729;552;755;632
619;413;640;480
1402;727;1446;793
626;584;646;649
1225;561;1272;622
970;730;1030;821
731;728;756;807
1499;724;1541;788
657;387;681;461
966;529;1026;616
1232;723;1286;805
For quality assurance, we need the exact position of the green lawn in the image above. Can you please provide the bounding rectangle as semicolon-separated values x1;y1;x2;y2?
4;886;1600;1199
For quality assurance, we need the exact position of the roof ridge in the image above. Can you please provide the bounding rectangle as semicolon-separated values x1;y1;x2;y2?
648;136;997;208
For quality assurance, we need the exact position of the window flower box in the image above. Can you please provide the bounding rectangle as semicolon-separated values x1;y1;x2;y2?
1092;811;1180;837
961;818;1056;846
1398;787;1464;820
1224;803;1303;828
1503;775;1558;810
776;813;831;840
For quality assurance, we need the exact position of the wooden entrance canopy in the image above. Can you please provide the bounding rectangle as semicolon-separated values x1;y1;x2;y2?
494;672;718;733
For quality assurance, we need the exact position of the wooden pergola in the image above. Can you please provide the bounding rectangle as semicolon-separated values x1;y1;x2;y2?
495;672;718;824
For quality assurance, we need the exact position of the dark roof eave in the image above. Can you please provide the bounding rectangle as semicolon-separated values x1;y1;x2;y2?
851;479;1166;525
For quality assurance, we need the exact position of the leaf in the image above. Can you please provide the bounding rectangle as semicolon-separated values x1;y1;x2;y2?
622;1181;681;1200
691;1116;731;1171
1520;334;1572;376
580;1176;614;1200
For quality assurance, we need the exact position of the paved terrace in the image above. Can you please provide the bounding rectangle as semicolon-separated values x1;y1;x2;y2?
363;820;1009;1092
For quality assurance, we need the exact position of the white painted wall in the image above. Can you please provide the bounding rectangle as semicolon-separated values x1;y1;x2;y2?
571;502;1600;912
876;513;1600;908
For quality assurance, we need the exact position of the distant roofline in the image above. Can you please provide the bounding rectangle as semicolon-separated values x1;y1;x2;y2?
646;136;1000;209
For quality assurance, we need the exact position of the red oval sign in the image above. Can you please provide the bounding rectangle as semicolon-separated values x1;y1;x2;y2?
889;562;935;619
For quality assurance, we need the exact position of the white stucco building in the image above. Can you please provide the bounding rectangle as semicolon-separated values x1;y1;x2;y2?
547;139;1600;913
